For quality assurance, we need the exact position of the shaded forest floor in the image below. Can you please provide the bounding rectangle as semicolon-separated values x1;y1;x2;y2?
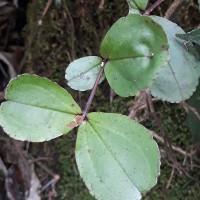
0;0;200;199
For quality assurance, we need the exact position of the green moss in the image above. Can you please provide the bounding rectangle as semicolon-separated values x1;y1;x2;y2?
143;103;200;200
144;103;191;147
144;164;200;200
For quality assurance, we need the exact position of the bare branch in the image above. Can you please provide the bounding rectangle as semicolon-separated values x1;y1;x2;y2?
180;101;200;121
152;131;195;157
143;0;165;15
165;0;183;19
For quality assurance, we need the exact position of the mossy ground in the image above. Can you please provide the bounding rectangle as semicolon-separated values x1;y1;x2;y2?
24;0;200;199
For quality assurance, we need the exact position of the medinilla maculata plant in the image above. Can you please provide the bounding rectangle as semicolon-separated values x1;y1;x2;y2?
0;1;199;200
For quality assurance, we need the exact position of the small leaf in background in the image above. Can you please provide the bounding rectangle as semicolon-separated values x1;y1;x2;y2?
176;28;200;61
100;14;169;97
65;56;105;91
150;16;200;103
176;28;200;45
181;42;200;60
187;80;200;142
0;74;81;142
126;0;141;14
76;112;160;200
126;0;148;11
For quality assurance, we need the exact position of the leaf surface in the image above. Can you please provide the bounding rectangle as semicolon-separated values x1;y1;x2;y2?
100;14;169;97
0;74;81;142
150;16;199;103
65;56;105;91
76;112;160;200
176;28;200;45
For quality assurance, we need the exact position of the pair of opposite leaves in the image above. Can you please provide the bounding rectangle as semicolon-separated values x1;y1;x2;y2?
0;12;199;200
1;14;162;199
0;13;162;198
66;14;200;103
0;74;160;200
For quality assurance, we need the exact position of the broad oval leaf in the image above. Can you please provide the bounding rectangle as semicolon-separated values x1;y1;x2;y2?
176;28;200;45
100;14;169;97
76;112;160;200
126;0;148;11
150;16;200;103
65;56;105;91
0;74;81;142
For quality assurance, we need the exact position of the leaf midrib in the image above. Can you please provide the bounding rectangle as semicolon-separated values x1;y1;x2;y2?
108;50;167;61
4;101;77;115
83;124;116;199
67;62;102;82
168;62;184;100
88;121;141;195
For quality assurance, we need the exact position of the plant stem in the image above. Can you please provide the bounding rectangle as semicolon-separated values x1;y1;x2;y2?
82;59;108;119
143;0;165;15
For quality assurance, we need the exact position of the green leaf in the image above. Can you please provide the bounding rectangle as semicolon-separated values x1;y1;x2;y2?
126;0;148;11
76;112;160;200
0;74;81;142
65;56;105;91
182;42;200;60
100;14;169;97
187;80;200;142
150;16;200;103
176;28;200;45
